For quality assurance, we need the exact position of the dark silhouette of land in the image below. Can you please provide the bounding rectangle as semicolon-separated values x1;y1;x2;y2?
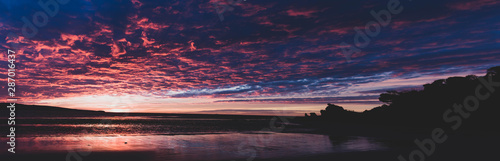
0;103;276;119
303;66;500;135
0;104;107;117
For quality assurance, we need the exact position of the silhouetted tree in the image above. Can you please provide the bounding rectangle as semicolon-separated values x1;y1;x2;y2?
378;90;399;104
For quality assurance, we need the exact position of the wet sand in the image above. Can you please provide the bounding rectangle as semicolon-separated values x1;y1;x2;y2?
3;134;497;161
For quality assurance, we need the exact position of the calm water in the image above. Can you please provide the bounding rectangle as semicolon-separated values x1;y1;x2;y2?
0;116;388;160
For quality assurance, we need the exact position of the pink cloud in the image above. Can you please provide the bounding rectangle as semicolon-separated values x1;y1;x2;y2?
448;0;500;10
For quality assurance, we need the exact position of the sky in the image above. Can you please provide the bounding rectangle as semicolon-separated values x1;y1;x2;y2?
0;0;499;116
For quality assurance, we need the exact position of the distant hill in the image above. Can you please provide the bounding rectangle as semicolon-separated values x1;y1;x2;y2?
0;103;106;117
0;103;276;119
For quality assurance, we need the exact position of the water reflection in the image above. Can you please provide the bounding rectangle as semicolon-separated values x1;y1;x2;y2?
3;133;387;160
329;136;387;152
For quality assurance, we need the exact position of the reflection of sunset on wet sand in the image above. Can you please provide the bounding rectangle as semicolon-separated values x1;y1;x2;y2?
9;134;385;160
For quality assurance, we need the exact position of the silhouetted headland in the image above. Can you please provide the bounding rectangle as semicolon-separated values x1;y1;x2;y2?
0;103;276;120
302;66;500;136
0;104;106;117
